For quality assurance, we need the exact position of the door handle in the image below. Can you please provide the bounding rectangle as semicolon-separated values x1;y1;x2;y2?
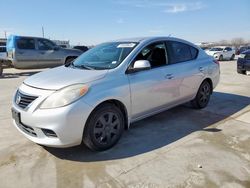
199;67;205;72
18;52;24;54
40;52;45;54
165;74;174;79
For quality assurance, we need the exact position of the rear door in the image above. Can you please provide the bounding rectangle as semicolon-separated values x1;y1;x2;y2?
226;47;233;59
15;37;39;68
166;40;205;101
37;38;62;67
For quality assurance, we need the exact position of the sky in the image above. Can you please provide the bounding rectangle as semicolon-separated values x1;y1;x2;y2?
1;0;250;45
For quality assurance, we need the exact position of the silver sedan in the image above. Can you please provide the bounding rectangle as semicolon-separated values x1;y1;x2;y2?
11;36;220;151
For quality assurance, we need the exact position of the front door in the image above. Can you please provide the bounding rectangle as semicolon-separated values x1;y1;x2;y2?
128;41;180;120
37;38;62;67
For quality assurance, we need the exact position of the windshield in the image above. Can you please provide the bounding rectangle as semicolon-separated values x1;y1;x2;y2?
210;48;223;51
72;42;137;70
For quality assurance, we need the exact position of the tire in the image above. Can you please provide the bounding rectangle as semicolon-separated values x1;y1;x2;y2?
219;55;223;61
0;64;3;77
65;57;75;66
191;81;212;109
83;103;125;151
230;54;235;60
237;70;246;75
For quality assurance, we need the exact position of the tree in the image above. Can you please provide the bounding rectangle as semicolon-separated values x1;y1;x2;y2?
231;38;245;48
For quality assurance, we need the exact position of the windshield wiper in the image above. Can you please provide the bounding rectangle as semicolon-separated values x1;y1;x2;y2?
73;64;94;70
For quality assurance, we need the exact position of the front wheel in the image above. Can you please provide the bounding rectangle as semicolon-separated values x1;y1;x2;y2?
83;103;125;151
191;81;212;109
237;70;246;75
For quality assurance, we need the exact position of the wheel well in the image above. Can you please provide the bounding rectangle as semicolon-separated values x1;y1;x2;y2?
91;100;129;130
203;78;213;94
65;56;77;63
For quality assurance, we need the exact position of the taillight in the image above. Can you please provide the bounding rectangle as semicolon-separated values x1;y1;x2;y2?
213;59;219;65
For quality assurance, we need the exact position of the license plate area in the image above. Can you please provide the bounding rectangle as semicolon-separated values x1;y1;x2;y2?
11;108;37;137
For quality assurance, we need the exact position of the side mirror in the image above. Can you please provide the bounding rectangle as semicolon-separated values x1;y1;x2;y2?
53;46;60;51
127;60;151;74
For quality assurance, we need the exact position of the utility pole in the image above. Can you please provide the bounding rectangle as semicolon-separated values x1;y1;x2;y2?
42;26;44;38
4;31;7;39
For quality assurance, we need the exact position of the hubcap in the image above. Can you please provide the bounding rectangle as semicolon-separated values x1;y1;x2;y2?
93;112;120;145
199;84;210;106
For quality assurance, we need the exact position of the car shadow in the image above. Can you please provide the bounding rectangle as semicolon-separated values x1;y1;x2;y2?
44;92;250;161
0;71;41;79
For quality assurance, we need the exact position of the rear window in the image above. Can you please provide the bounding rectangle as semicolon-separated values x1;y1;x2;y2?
167;41;198;64
0;47;6;52
17;38;35;50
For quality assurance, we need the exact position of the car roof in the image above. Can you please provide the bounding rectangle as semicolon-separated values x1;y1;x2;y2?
109;36;197;47
8;35;48;40
212;46;226;48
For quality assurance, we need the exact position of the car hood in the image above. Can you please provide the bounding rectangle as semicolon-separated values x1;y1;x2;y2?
241;49;250;54
60;48;82;56
24;66;108;90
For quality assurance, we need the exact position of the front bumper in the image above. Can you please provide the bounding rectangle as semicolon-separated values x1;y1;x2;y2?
237;58;250;72
11;84;94;148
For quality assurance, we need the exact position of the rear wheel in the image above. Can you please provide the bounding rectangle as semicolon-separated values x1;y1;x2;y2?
219;55;223;61
230;54;235;60
83;103;125;151
191;81;212;109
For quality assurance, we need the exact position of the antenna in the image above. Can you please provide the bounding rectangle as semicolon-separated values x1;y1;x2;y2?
42;26;45;38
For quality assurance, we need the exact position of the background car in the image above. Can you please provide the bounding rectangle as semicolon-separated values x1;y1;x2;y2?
237;49;250;75
236;46;250;55
6;35;82;69
206;46;235;61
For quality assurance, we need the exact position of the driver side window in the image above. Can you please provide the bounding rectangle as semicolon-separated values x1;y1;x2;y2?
38;39;55;50
134;42;168;68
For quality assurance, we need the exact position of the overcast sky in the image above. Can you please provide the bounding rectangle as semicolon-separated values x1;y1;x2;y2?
1;0;250;45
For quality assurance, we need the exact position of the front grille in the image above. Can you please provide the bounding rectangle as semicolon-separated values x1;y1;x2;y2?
15;90;38;109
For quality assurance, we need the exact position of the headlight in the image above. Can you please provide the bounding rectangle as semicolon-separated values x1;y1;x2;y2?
239;54;246;59
40;84;89;109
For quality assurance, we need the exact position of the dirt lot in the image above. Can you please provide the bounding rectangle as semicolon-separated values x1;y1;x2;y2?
0;61;250;188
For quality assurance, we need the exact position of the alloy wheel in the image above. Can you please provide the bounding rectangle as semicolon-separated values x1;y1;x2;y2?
93;112;121;145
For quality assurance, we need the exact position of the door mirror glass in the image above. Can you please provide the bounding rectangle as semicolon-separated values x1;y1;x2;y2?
127;60;151;73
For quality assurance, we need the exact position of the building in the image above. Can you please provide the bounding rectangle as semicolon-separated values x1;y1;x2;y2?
0;38;7;46
52;40;70;48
